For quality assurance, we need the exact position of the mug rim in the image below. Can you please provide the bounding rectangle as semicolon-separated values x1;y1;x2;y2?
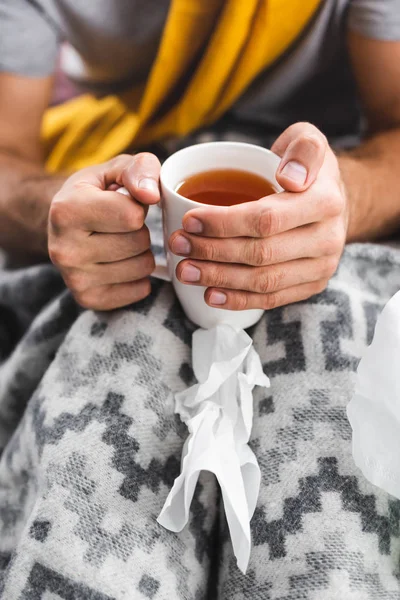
160;141;281;209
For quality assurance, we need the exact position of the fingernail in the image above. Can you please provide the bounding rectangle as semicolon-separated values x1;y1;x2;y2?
184;217;203;234
281;161;307;185
209;291;227;305
181;264;201;282
171;235;191;256
138;178;159;193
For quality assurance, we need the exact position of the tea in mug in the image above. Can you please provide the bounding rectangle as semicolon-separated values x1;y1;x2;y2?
176;168;276;207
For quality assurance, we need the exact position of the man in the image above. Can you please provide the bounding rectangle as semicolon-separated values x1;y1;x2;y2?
0;0;399;311
0;1;400;599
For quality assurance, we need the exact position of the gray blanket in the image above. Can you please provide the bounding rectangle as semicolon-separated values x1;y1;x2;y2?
1;204;400;599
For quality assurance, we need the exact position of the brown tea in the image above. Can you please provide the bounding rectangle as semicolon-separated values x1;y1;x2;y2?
176;168;276;206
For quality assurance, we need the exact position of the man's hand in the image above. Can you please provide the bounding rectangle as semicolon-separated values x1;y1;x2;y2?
48;153;161;310
169;123;348;311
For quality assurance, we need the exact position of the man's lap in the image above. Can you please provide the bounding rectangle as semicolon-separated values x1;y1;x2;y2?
1;242;400;598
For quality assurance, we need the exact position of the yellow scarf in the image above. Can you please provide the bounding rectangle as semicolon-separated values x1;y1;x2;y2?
42;0;320;173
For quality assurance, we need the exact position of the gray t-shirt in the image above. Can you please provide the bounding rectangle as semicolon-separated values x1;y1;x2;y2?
1;0;400;147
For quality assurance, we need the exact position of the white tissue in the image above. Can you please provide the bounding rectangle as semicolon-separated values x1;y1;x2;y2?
347;289;400;499
157;325;270;573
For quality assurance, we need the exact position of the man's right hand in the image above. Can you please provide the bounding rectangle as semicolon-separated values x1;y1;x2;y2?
48;153;161;310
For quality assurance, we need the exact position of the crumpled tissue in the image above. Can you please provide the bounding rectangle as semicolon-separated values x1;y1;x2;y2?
157;324;270;573
347;289;400;499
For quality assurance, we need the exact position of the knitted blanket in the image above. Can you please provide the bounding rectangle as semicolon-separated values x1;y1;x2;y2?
1;206;400;599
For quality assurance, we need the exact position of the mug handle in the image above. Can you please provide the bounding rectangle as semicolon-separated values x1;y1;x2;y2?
116;186;171;282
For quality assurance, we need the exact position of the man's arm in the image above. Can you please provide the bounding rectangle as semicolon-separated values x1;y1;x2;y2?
0;72;65;256
340;32;400;242
164;33;400;311
0;72;162;311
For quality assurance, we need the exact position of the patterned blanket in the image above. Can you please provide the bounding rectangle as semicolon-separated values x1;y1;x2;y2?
1;201;400;599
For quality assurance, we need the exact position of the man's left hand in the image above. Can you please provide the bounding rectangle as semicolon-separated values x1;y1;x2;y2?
169;123;348;311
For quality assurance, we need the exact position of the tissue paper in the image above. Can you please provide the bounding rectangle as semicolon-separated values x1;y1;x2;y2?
347;289;400;499
157;324;270;573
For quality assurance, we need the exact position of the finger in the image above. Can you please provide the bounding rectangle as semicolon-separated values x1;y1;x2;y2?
176;256;337;293
55;227;151;267
271;122;327;158
67;153;161;205
120;152;161;205
74;278;152;311
182;187;334;238
49;228;152;269
50;186;147;233
65;250;155;291
204;279;329;311
92;250;156;284
90;227;151;263
271;123;327;192
170;221;341;265
65;154;133;189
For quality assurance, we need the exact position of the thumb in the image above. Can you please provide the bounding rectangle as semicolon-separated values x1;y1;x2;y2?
120;152;161;205
271;123;327;193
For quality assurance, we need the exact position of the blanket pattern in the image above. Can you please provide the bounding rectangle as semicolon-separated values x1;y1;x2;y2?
1;207;400;598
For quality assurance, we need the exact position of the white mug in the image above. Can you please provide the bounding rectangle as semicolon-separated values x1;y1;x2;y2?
159;141;283;329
